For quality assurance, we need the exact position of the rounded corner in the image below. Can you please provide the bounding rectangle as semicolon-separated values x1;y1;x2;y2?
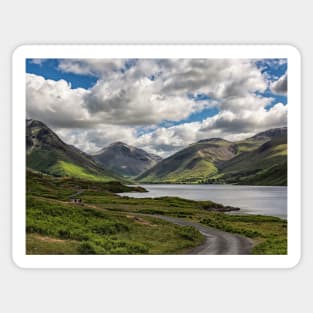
12;44;29;61
11;252;27;270
284;44;301;60
285;252;302;269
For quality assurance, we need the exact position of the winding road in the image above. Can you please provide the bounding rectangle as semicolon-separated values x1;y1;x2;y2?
65;191;254;255
153;215;254;255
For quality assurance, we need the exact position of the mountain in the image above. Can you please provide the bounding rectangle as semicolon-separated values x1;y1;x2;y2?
26;119;119;181
137;127;287;186
137;138;238;183
91;142;162;177
216;128;287;185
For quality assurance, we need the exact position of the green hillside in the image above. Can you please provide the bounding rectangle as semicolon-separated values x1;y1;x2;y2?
26;170;287;255
137;138;237;183
26;120;120;182
26;170;205;254
211;135;287;185
138;128;287;186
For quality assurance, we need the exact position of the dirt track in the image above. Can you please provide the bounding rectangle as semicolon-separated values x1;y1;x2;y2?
153;215;254;255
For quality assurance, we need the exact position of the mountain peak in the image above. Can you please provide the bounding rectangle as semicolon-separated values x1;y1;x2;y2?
197;138;230;144
251;127;287;140
26;119;119;181
110;141;129;147
92;142;162;177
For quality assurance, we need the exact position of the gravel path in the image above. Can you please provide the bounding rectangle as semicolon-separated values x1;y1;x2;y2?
153;215;254;255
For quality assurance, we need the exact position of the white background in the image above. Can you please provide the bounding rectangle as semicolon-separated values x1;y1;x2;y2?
0;1;312;312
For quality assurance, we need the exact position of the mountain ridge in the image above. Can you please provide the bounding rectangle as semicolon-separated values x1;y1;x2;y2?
91;141;162;177
26;119;120;181
26;120;287;186
137;127;287;186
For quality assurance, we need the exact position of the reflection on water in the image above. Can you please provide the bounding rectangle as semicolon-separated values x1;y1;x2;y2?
120;184;287;219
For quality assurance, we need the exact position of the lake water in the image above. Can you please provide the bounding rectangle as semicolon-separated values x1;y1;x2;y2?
120;184;287;219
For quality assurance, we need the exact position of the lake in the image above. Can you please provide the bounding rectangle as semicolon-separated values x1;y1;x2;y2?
120;184;287;219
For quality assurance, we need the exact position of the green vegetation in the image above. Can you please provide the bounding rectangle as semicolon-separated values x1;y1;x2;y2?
138;139;236;183
145;159;218;183
26;170;287;255
26;171;204;254
138;128;287;186
199;213;287;254
27;119;121;182
200;138;287;186
49;161;115;182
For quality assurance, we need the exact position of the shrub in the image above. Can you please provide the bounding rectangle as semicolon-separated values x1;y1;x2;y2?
178;226;199;241
78;242;97;254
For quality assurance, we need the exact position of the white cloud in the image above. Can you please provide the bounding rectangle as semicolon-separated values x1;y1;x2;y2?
58;59;126;76
83;77;203;125
26;59;288;157
271;73;287;95
30;59;47;65
56;125;138;153
132;102;288;157
26;74;91;128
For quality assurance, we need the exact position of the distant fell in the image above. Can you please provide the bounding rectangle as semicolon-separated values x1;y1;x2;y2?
137;127;287;186
26;119;120;181
137;137;238;183
92;142;162;177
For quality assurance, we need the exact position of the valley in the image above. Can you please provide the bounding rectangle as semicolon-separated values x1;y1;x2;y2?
27;119;287;186
25;120;288;255
26;170;287;255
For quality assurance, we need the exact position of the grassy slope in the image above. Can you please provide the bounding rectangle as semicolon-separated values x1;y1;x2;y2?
199;213;287;254
138;132;287;186
26;171;204;254
138;139;235;183
49;161;116;182
27;120;120;182
213;137;287;185
26;171;287;255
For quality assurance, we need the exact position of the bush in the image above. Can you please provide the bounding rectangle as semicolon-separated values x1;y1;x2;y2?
58;229;71;239
78;242;97;254
178;226;199;241
92;222;129;235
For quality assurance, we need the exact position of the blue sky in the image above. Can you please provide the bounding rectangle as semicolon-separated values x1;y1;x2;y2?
26;58;287;126
26;58;288;156
26;59;98;89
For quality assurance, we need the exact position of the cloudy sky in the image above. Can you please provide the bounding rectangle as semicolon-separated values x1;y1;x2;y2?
26;58;287;157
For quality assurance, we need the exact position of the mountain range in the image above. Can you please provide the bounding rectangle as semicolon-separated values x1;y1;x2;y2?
137;127;287;185
26;119;287;186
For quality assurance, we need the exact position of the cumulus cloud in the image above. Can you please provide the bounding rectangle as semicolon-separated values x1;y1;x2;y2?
58;59;126;76
132;102;288;157
56;125;138;153
26;58;288;157
83;77;202;125
55;59;268;126
26;74;91;128
271;73;287;95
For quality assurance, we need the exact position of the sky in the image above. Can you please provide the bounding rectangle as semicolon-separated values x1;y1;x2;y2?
26;58;287;157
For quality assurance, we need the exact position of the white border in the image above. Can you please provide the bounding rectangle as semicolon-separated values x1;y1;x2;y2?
12;45;301;268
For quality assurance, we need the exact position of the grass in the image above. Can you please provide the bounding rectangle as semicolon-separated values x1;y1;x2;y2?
139;159;219;184
139;136;287;186
26;170;287;255
164;160;218;183
49;160;114;182
199;213;287;254
26;171;205;254
27;234;80;255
